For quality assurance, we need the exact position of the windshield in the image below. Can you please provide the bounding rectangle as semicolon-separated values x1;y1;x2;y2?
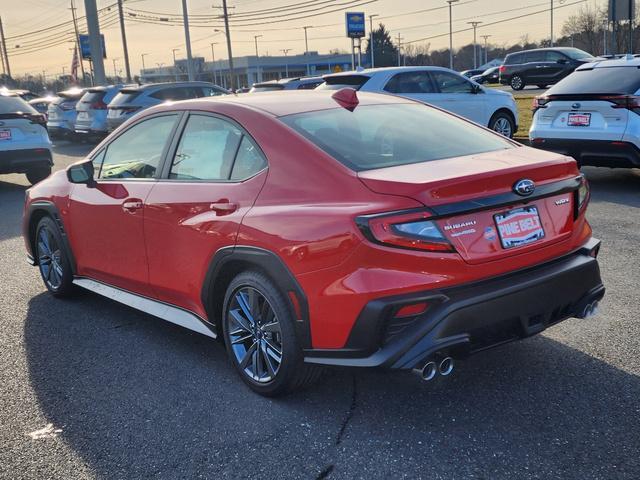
563;48;595;60
0;96;37;114
280;103;513;171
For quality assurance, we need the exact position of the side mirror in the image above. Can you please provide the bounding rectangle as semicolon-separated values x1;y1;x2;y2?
471;83;483;94
557;58;568;64
67;162;96;187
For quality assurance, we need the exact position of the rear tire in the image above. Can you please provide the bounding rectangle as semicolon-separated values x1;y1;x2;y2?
510;75;525;91
222;270;322;396
536;84;548;89
489;111;515;138
26;166;51;185
35;216;75;297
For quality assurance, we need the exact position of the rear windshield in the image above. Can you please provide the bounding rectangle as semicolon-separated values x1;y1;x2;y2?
316;75;370;91
80;91;106;103
546;66;640;95
110;90;141;106
562;48;595;60
0;96;37;114
250;85;285;93
280;103;513;171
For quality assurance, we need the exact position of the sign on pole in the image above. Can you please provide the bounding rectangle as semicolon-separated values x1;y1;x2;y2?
609;0;635;21
79;34;107;60
345;12;366;38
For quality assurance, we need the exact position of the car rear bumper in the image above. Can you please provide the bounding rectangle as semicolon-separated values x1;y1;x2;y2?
0;147;53;173
529;138;640;168
47;124;75;138
304;238;604;370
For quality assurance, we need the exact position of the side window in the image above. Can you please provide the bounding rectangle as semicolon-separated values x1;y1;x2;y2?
430;71;474;93
546;51;566;62
201;87;226;97
169;115;242;181
384;72;435;94
231;136;267;181
99;115;177;180
525;51;546;63
507;53;523;64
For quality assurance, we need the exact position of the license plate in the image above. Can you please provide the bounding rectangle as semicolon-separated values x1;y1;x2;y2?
0;129;11;140
567;112;591;127
48;112;58;119
77;112;90;120
494;206;545;249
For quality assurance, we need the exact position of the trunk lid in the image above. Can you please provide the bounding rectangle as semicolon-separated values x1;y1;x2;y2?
358;147;579;264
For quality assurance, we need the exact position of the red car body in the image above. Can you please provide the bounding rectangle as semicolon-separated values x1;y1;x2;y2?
23;90;604;392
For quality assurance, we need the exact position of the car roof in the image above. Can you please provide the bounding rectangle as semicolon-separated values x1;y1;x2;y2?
577;54;640;70
151;89;415;117
127;81;218;92
323;66;457;79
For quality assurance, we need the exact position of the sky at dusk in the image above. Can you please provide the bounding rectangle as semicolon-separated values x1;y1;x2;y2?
2;0;602;77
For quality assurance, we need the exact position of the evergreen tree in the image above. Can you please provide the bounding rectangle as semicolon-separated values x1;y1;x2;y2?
364;23;399;67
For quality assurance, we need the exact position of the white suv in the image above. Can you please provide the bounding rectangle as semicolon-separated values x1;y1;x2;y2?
319;67;519;137
530;55;640;168
0;95;52;184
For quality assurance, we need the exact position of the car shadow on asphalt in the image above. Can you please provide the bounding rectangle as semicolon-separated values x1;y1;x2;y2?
0;180;27;242
583;167;640;208
23;291;640;479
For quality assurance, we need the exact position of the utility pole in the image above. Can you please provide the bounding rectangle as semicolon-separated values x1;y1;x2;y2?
446;0;459;70
84;0;106;85
210;43;218;84
216;0;236;91
70;0;86;84
629;0;633;54
254;35;262;83
141;53;148;72
116;0;131;82
280;49;291;78
181;0;195;81
603;19;608;56
302;26;312;76
172;48;180;81
481;34;491;65
397;33;403;67
368;14;379;68
550;0;554;46
0;35;5;76
467;21;482;69
0;17;9;78
112;58;118;80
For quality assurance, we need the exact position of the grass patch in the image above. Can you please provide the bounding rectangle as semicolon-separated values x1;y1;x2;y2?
514;95;535;141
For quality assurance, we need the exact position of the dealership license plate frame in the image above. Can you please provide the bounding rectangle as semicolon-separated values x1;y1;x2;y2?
0;129;12;141
494;206;545;249
567;112;591;127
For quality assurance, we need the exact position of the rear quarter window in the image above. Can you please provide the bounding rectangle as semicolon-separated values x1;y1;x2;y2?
546;67;640;95
505;53;524;64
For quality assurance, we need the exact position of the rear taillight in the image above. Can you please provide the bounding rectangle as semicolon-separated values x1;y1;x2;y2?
90;100;108;110
59;102;76;111
576;174;590;216
356;210;454;253
28;113;47;128
607;95;640;114
118;106;141;114
499;65;506;73
532;96;549;112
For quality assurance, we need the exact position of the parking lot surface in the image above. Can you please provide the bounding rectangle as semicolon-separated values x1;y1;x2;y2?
1;142;639;479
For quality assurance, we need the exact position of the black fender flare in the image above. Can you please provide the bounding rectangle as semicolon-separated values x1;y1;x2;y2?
25;200;77;274
200;246;312;349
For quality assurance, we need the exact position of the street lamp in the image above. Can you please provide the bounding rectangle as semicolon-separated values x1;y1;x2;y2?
467;21;483;69
171;48;180;81
368;14;379;68
446;0;459;70
302;26;312;75
480;35;492;65
112;58;119;80
254;35;263;83
280;48;291;78
141;53;149;72
210;42;218;85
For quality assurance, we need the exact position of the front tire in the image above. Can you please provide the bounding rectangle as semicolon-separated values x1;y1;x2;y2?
536;84;548;89
35;216;74;297
489;111;515;138
510;75;525;90
26;166;51;185
222;271;321;396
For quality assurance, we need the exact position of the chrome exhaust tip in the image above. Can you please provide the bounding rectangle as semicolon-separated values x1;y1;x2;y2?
581;301;600;319
413;361;438;381
438;357;454;376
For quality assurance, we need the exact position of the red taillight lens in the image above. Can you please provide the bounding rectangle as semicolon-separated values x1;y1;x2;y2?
91;100;108;110
499;65;506;73
576;174;590;215
607;95;640;114
28;113;47;127
532;96;549;111
395;302;429;318
356;210;454;253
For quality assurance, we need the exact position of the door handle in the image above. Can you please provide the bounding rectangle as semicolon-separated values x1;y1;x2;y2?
209;199;238;216
122;199;143;212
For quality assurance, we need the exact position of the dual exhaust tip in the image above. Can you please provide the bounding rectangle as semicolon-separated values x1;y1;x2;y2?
413;356;454;382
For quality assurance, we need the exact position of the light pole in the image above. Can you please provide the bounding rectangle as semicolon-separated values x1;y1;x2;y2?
280;48;291;78
210;42;218;85
172;48;180;81
112;58;118;80
397;33;403;67
302;26;312;76
480;35;491;65
467;21;483;69
550;0;554;47
254;35;263;83
368;14;379;68
141;53;148;75
447;0;459;70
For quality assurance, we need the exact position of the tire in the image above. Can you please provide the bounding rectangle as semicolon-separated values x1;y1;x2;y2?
26;166;52;185
222;270;322;396
489;111;515;138
510;75;525;91
536;84;548;89
34;216;75;297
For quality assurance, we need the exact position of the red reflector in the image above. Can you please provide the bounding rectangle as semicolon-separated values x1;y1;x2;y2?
532;138;545;144
395;302;429;318
611;141;626;146
331;88;359;111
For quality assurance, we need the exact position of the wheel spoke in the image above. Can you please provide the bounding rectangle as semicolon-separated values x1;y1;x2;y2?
231;333;254;345
261;320;279;333
236;291;255;325
264;339;282;362
261;342;276;377
229;308;253;333
252;342;261;377
38;230;50;254
239;341;258;370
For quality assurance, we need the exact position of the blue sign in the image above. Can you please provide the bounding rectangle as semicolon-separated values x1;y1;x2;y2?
79;34;107;60
345;12;366;38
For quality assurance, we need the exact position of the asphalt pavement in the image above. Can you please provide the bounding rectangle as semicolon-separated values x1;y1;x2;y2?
0;142;639;479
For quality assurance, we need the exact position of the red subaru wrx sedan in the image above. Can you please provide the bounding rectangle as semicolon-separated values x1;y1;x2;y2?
23;89;605;396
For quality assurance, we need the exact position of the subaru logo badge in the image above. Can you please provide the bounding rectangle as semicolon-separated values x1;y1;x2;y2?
572;102;581;109
514;179;535;196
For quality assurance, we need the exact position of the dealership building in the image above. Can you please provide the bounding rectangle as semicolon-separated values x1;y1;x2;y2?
140;51;360;89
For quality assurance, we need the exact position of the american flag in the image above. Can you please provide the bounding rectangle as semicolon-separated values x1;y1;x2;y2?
71;46;79;82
